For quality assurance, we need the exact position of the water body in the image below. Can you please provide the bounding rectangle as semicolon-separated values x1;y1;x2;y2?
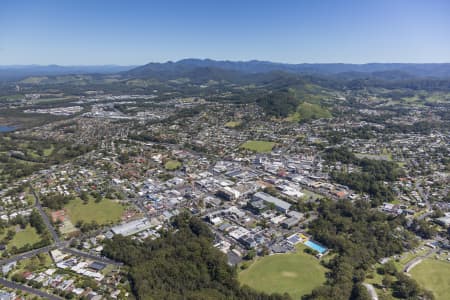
304;240;328;254
0;126;16;132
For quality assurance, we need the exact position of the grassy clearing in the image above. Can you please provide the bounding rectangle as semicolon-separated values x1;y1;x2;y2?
239;245;326;299
300;189;323;201
9;225;41;248
164;160;182;170
225;121;242;128
286;102;331;122
355;153;392;161
410;258;450;300
240;140;276;153
20;76;48;84
64;197;125;225
43;145;55;156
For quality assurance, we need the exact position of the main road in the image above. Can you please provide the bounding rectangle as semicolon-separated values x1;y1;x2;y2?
0;277;63;300
29;185;60;244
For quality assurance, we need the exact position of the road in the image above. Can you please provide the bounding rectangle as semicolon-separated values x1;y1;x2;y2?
29;185;60;244
61;247;123;266
0;245;55;266
0;277;63;300
403;248;437;273
415;180;431;210
363;283;378;300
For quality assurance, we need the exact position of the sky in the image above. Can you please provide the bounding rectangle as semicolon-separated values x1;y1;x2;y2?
1;0;449;65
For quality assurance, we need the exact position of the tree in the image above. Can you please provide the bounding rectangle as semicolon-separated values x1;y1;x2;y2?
393;273;421;299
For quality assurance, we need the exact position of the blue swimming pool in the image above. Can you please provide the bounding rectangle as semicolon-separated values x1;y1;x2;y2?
304;240;327;254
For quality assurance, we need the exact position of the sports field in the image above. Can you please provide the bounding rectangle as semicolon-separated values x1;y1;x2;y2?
239;247;326;298
410;258;450;300
225;121;241;128
64;197;125;225
240;140;276;153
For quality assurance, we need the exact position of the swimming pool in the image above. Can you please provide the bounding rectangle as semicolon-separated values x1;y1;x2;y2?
304;240;327;254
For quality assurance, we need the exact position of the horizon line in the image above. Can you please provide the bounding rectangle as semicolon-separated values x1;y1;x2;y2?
1;58;450;67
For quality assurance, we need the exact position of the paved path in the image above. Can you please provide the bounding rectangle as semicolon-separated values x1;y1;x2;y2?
403;248;437;273
0;277;63;300
363;283;379;300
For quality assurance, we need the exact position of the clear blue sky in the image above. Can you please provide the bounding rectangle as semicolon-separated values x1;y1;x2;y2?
1;0;449;65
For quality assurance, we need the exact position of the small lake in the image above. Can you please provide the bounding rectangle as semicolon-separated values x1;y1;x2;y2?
0;126;16;132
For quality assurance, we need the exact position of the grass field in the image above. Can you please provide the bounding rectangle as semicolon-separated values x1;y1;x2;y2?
239;246;326;299
164;160;182;170
9;225;41;248
410;258;450;300
64;197;125;225
225;121;242;128
240;140;276;153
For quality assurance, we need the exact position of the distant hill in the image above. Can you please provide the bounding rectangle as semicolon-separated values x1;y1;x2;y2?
125;59;450;79
0;65;136;81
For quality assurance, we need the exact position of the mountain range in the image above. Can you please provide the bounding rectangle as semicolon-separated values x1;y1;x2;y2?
2;59;450;81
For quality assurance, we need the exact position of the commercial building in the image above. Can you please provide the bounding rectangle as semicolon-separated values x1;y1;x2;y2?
252;192;291;213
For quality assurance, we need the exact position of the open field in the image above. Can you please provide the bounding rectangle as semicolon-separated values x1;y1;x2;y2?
64;197;125;225
239;246;326;299
410;258;450;300
164;160;182;170
225;121;241;128
240;140;275;153
10;225;41;248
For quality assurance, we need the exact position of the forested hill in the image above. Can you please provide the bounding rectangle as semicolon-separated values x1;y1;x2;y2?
102;213;291;300
125;59;450;79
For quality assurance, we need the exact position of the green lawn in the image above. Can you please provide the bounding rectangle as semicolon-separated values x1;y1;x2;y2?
239;246;327;299
9;225;41;248
410;258;450;300
164;160;182;170
240;140;276;153
64;197;125;225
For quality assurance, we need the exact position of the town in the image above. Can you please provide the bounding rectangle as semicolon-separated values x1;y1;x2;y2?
0;68;448;300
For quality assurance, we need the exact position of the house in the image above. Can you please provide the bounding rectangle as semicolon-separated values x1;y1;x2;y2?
0;291;14;300
1;261;16;275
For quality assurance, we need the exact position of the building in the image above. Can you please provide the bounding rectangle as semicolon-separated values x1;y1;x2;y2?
0;291;14;300
1;261;16;275
436;213;450;227
247;199;267;214
281;217;300;229
111;218;153;236
239;235;256;249
252;192;291;213
215;187;241;201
